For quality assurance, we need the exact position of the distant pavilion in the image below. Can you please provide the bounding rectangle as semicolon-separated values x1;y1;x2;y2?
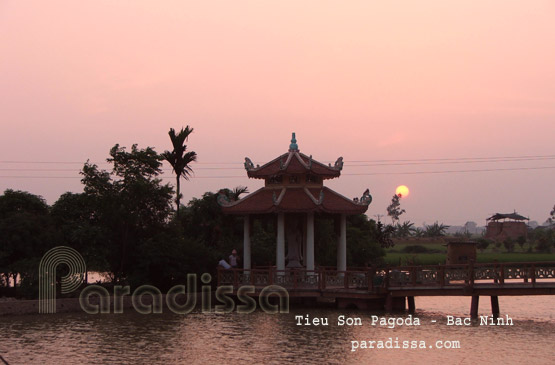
218;133;372;272
485;212;529;242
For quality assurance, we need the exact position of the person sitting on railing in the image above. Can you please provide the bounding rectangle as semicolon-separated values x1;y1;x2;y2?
218;258;232;269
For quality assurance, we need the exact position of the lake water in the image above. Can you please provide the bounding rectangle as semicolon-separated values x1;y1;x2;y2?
1;295;554;364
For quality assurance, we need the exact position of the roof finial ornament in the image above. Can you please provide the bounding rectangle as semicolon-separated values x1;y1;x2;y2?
289;132;299;152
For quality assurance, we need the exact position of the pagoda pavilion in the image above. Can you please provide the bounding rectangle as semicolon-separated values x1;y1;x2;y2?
218;133;372;272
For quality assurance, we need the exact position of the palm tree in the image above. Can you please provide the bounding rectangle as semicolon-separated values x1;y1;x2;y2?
424;221;449;237
162;127;197;216
230;186;249;200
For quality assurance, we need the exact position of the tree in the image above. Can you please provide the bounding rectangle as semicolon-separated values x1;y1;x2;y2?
386;194;405;224
80;144;174;281
412;227;425;238
393;221;415;238
374;221;396;249
476;238;490;253
424;222;449;237
533;228;554;253
50;192;109;280
230;186;249;200
0;190;54;296
503;237;515;253
548;204;555;225
182;187;247;250
162;127;197;216
516;236;527;252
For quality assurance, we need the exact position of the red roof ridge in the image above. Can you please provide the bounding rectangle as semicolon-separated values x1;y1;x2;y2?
303;186;323;205
293;152;310;169
245;151;343;180
297;152;340;171
321;186;369;206
244;152;287;172
273;188;286;205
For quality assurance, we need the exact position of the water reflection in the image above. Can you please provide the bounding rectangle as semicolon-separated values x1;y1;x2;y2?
1;296;554;364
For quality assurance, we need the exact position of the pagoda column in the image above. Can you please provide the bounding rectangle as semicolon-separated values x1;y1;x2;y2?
277;212;285;272
243;215;251;271
306;212;315;272
337;213;347;272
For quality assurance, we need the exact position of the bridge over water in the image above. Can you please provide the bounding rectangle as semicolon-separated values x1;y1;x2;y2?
217;262;555;317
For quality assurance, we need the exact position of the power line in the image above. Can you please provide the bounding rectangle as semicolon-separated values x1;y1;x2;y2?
1;155;553;172
348;157;555;167
0;165;553;179
1;154;554;166
346;154;555;163
342;166;555;175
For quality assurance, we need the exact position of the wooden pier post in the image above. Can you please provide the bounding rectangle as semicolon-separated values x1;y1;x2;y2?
385;294;393;312
407;296;415;313
470;295;479;318
491;296;500;317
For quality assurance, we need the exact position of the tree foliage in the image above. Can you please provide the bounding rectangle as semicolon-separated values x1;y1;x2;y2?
424;221;449;237
162;127;197;215
386;194;405;224
0;190;54;296
79;144;174;281
476;238;490;253
393;221;415;238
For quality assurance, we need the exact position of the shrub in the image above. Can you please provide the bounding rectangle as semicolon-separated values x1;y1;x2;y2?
476;238;490;253
503;237;515;253
401;245;430;254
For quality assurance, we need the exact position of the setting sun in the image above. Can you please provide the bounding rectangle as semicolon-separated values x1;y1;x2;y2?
395;185;409;198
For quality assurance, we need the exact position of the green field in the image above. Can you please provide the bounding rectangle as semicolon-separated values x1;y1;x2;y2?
384;238;555;265
384;252;555;266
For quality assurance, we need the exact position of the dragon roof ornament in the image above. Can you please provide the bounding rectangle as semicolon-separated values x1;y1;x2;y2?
244;157;255;171
328;157;343;171
357;189;372;205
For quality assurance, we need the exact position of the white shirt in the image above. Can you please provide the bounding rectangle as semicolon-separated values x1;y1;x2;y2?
219;259;231;269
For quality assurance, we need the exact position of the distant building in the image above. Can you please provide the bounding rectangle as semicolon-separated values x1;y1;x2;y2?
485;212;529;242
446;241;477;264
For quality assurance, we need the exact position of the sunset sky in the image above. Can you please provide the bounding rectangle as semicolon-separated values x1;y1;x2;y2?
1;1;554;226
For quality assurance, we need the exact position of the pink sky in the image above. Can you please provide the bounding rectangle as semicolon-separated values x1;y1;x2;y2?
1;1;554;225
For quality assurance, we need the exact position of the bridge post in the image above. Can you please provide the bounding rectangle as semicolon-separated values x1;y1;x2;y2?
470;295;479;318
468;261;475;288
385;294;393;312
368;266;375;292
407;296;415;313
491;296;500;317
439;265;445;286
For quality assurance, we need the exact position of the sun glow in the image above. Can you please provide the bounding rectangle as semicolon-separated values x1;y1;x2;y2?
395;185;409;198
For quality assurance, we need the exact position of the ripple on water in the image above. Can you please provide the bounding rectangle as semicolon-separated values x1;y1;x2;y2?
0;296;554;364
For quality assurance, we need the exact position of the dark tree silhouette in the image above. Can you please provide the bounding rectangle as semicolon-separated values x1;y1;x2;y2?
386;194;405;224
162;127;197;216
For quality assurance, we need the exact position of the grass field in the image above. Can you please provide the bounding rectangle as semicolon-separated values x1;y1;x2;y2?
384;252;555;266
384;238;555;265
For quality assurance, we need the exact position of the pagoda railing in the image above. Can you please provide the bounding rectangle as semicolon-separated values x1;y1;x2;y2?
217;262;555;292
